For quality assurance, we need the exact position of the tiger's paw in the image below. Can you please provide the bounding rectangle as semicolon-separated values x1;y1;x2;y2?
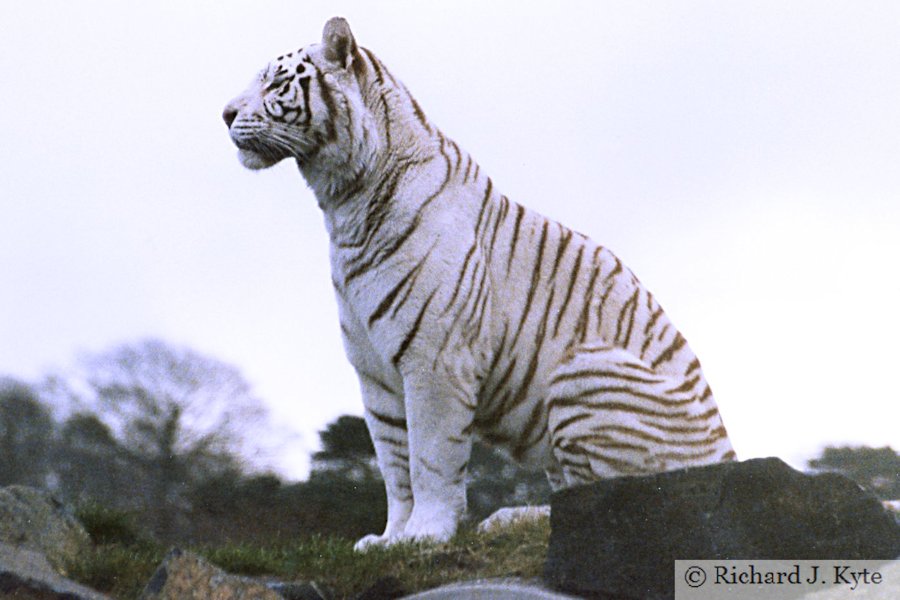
401;507;458;544
353;505;460;551
353;533;393;552
352;526;451;552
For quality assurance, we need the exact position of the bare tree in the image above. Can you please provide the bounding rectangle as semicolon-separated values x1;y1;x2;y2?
72;339;269;539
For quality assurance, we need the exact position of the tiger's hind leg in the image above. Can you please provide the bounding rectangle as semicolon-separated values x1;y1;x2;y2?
546;343;734;487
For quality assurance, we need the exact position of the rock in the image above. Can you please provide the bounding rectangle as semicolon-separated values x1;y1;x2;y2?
477;506;550;533
544;457;900;600
0;541;112;600
401;578;580;599
268;580;331;600
139;548;328;600
356;576;406;599
0;485;92;575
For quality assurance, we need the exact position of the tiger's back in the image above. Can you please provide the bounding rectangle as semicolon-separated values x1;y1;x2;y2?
224;17;734;549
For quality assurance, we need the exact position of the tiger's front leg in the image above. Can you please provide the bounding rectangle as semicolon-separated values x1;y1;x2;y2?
398;363;476;544
353;374;414;551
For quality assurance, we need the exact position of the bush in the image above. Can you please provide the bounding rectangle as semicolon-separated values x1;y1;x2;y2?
75;502;145;546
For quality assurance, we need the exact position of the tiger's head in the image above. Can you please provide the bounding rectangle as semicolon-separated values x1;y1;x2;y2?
223;17;376;190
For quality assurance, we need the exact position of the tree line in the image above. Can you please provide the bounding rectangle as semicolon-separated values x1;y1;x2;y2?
1;338;896;545
0;339;550;544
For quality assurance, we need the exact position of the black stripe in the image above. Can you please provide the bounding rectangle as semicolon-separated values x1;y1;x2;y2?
568;437;648;453
553;244;584;337
639;420;709;434
548;396;689;419
640;306;665;359
655;448;718;461
483;355;517;409
684;357;701;376
344;152;452;283
406;86;432;134
375;435;407;448
298;75;312;126
510;220;548;349
367;247;434;327
418;456;442;476
463;265;488;325
571;384;698;407
614;288;640;347
467;281;492;346
665;375;701;395
505;203;526;274
390;256;431;319
603;253;623;283
486;194;508;263
314;69;337;141
651;332;687;369
443;179;492;315
361;47;384;84
551;412;593;436
551;368;665;386
391;287;439;367
448;139;462;174
367;407;407;430
584;424;720;448
548;224;572;281
574;247;603;342
499;286;556;416
462;155;474;182
379;94;393;148
513;402;547;460
359;371;399;395
686;406;721;422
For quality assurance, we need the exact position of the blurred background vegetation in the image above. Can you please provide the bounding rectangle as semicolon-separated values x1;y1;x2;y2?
0;338;550;545
1;338;896;547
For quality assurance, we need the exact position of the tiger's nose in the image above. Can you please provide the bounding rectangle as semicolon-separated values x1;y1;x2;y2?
222;106;238;128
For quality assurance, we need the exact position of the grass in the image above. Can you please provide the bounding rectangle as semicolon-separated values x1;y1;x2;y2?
66;507;551;599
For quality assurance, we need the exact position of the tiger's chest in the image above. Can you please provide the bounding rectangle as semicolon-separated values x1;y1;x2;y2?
326;230;460;389
330;266;402;387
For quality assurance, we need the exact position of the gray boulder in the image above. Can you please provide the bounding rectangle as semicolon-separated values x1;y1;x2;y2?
545;457;900;600
401;578;580;599
139;548;327;600
0;541;111;600
0;485;92;575
477;506;551;533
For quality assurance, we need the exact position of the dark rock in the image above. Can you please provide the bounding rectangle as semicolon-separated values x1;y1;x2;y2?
0;486;92;575
544;457;900;600
0;541;112;600
357;576;406;599
268;580;330;600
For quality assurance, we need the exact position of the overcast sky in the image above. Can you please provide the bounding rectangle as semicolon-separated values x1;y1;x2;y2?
2;1;898;479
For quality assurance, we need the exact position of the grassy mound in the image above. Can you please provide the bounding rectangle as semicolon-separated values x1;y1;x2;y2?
67;506;551;599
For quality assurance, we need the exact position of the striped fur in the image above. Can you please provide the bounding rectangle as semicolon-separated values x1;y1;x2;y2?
224;17;735;549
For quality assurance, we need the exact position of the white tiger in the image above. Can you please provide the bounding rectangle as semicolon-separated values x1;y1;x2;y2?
223;17;735;549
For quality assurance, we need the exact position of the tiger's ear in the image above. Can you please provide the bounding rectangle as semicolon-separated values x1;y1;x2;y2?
322;17;359;70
